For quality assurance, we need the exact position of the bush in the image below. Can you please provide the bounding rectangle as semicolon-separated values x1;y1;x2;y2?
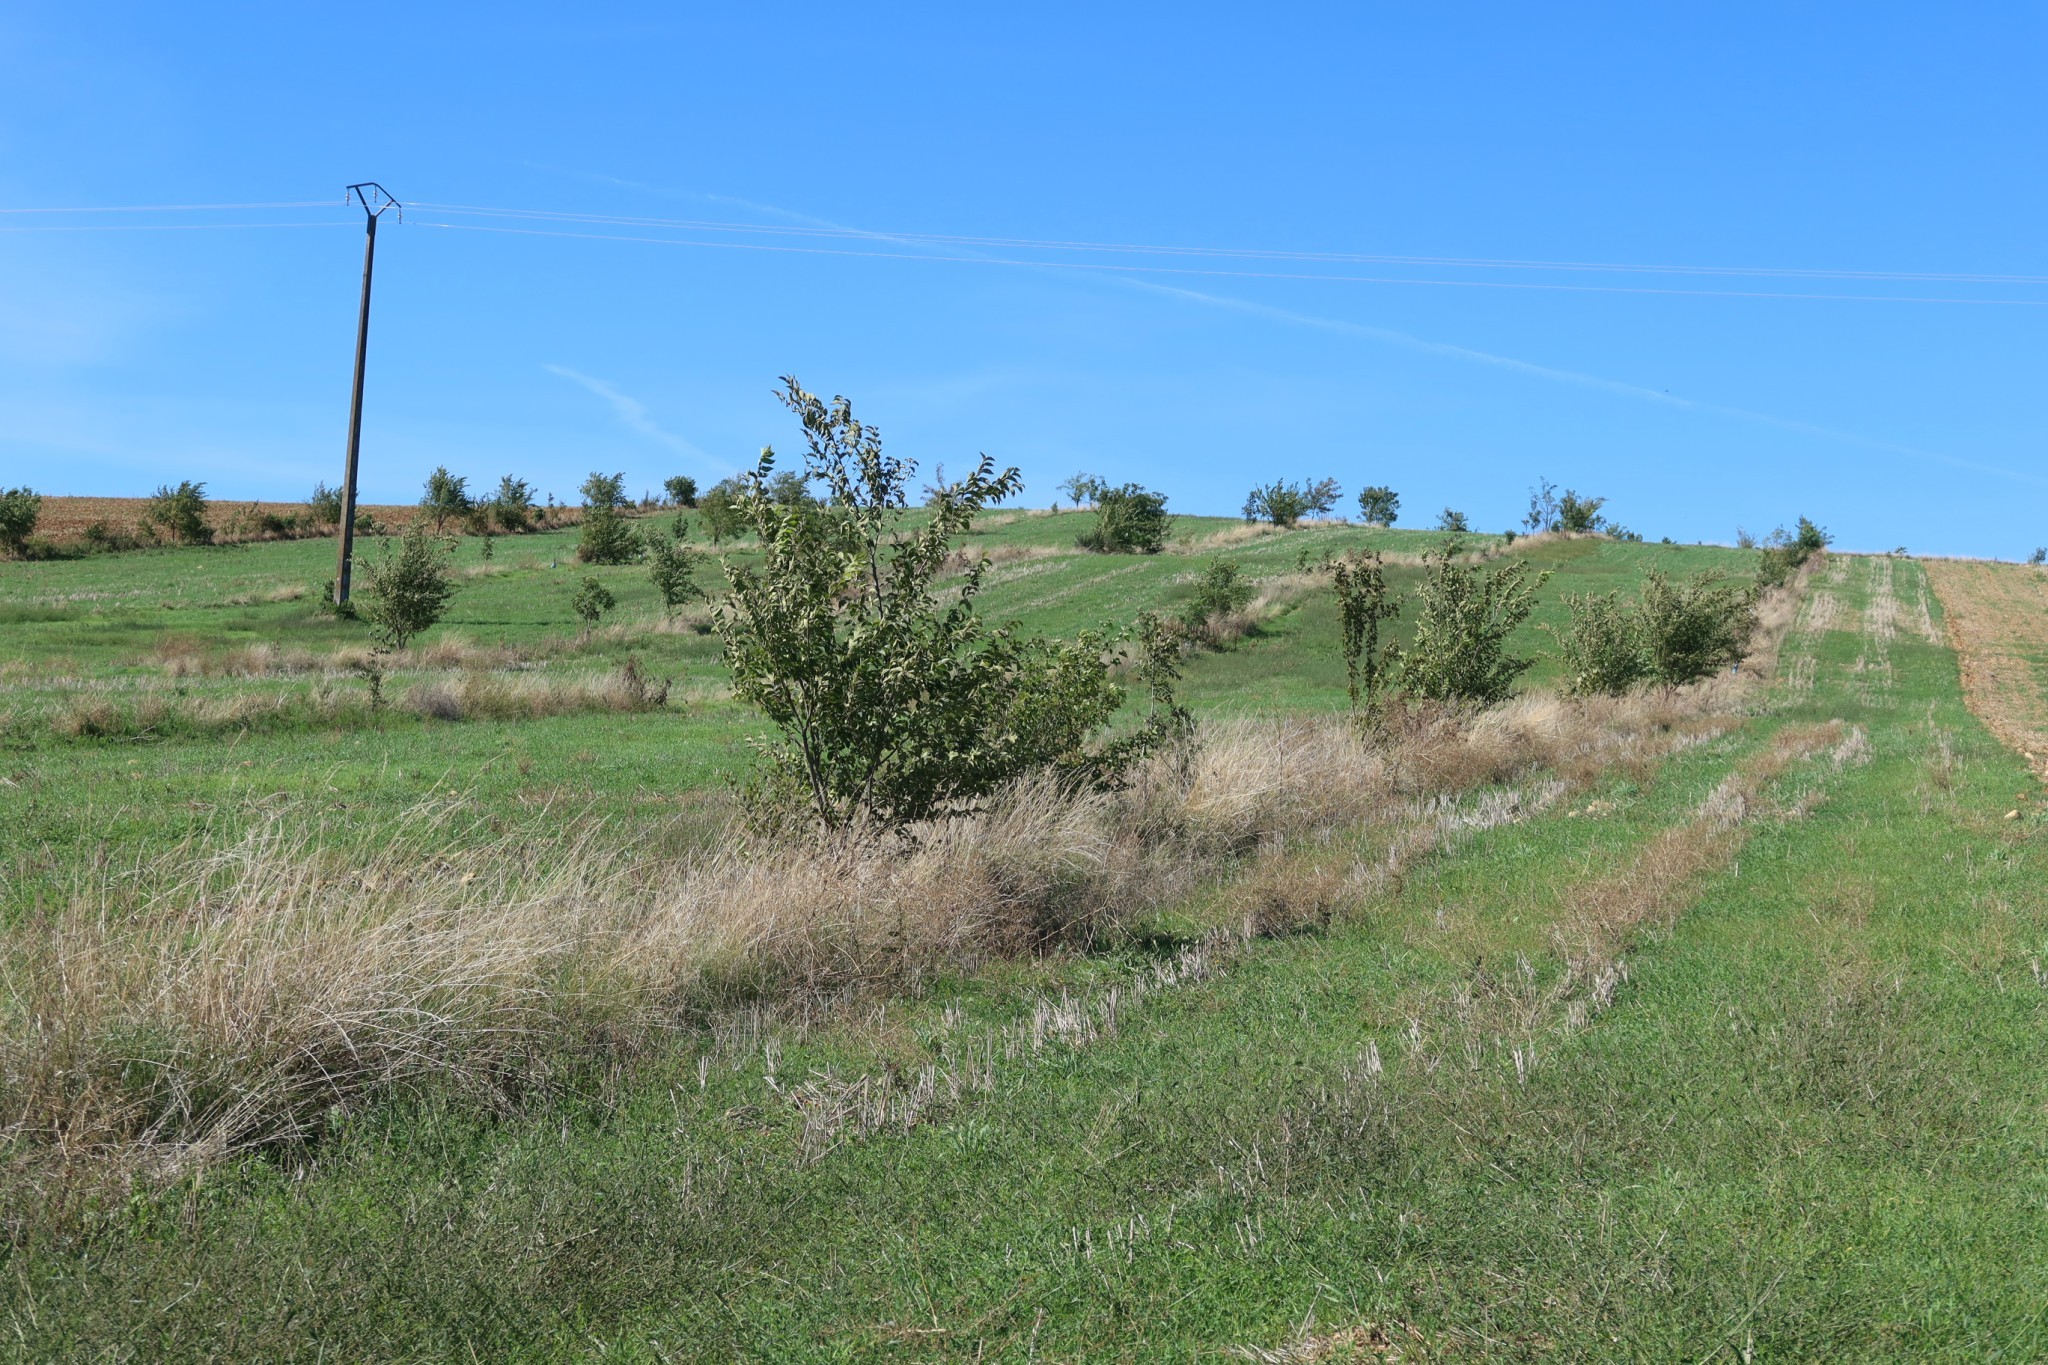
1178;559;1254;642
1757;515;1831;588
1557;490;1608;533
1077;482;1169;553
698;478;746;543
492;476;535;533
1547;590;1650;697
715;377;1165;832
1392;537;1547;704
1244;480;1309;527
0;486;41;556
581;471;630;510
571;575;616;629
647;525;706;616
1331;550;1400;713
1436;507;1470;533
1639;570;1755;689
663;475;699;508
2030;548;2047;566
144;481;212;545
1357;485;1399;526
308;481;344;527
420;467;471;533
577;470;642;564
358;523;457;651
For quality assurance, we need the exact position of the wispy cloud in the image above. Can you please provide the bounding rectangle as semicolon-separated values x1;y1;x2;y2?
543;364;733;473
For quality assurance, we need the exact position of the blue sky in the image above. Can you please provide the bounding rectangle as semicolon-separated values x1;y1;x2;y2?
2;3;2043;556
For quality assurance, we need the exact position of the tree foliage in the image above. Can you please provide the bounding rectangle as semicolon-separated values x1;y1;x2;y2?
1058;473;1106;507
420;467;471;533
713;378;1163;833
358;522;457;651
0;486;42;556
1547;590;1651;697
1330;550;1400;714
307;481;344;527
647;524;706;617
577;469;643;565
698;478;746;543
1435;507;1471;533
663;475;699;508
571;575;616;629
1638;571;1755;689
1756;515;1831;588
491;476;535;533
1392;538;1547;705
1077;482;1169;553
1356;485;1400;526
144;481;212;545
1178;559;1254;642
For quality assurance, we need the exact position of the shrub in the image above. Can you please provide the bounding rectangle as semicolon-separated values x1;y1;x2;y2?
647;525;706;616
1357;485;1399;526
714;377;1160;832
1557;490;1607;533
698;478;746;543
1757;515;1831;587
764;468;817;507
420;466;471;533
571;576;616;629
577;470;643;565
492;476;535;533
1077;482;1169;553
144;481;212;545
1330;550;1400;714
1178;559;1254;642
358;523;457;651
1243;480;1312;527
2030;548;2047;566
1638;570;1755;689
664;475;699;508
308;481;344;527
1392;537;1547;704
1546;590;1650;697
581;471;630;510
0;486;41;556
1436;507;1470;533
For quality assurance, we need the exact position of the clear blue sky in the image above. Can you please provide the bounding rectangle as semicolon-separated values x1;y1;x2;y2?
3;3;2043;556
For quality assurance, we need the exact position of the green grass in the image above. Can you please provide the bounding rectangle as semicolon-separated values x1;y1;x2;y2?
10;530;2039;1359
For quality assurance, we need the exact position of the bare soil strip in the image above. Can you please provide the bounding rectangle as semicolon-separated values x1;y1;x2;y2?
1923;558;2048;779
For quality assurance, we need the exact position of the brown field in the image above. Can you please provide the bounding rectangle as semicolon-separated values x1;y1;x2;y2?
1923;557;2048;779
30;496;583;544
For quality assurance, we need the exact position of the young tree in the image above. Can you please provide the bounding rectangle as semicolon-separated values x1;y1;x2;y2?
144;481;212;545
1393;537;1548;705
1757;515;1832;587
1546;590;1650;697
577;469;643;565
1524;476;1561;533
420;466;471;533
714;377;1152;832
571;575;616;630
1178;559;1255;643
358;522;457;651
1330;550;1400;714
1243;480;1312;527
1436;507;1471;533
2030;547;2047;566
663;475;699;508
1304;477;1342;517
1556;490;1608;533
1058;472;1106;508
308;481;344;527
0;486;42;556
1638;571;1755;690
647;524;706;617
764;469;815;507
698;478;746;543
492;476;535;533
1077;482;1170;553
1357;485;1400;526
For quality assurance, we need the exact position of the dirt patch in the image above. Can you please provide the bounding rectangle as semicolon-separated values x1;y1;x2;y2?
1923;558;2048;779
29;497;587;545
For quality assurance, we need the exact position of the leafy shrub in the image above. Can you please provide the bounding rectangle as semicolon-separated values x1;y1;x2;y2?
1436;507;1470;533
308;481;344;527
144;481;212;545
647;525;706;616
1757;515;1831;587
492;476;535;533
358;523;457;651
1392;538;1547;704
1557;490;1607;533
420;467;471;533
1178;559;1254;643
577;469;643;564
698;478;746;543
1638;570;1755;689
763;468;817;506
663;475;699;507
1547;590;1650;697
714;378;1159;832
1077;482;1169;553
2031;548;2047;566
571;575;616;629
0;486;41;556
1331;550;1400;713
1357;485;1399;526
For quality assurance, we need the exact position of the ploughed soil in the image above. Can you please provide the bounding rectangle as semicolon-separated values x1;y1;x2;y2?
1924;557;2048;779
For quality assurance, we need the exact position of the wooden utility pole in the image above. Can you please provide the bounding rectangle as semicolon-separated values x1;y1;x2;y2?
333;182;399;606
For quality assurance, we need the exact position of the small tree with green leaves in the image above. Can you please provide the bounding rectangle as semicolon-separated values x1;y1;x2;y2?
572;575;616;631
1357;485;1400;526
1178;559;1255;643
1639;570;1755;690
0;487;42;557
1058;472;1106;508
1757;515;1831;587
698;478;746;543
1331;550;1400;716
1436;507;1471;533
358;522;457;652
1243;480;1312;527
1546;590;1650;697
647;524;706;617
663;474;699;507
1556;490;1608;533
714;378;1152;833
492;476;535;533
1392;537;1548;705
144;481;212;545
308;481;344;527
577;469;643;565
1304;477;1342;517
2030;547;2047;567
421;466;471;533
1078;482;1170;553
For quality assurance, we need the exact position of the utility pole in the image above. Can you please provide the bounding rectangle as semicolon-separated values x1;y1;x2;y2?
333;182;400;606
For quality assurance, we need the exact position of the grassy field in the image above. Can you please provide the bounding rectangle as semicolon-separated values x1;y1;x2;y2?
3;514;2044;1360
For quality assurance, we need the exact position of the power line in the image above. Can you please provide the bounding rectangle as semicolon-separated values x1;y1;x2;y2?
0;221;347;233
411;219;2048;307
0;200;336;214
